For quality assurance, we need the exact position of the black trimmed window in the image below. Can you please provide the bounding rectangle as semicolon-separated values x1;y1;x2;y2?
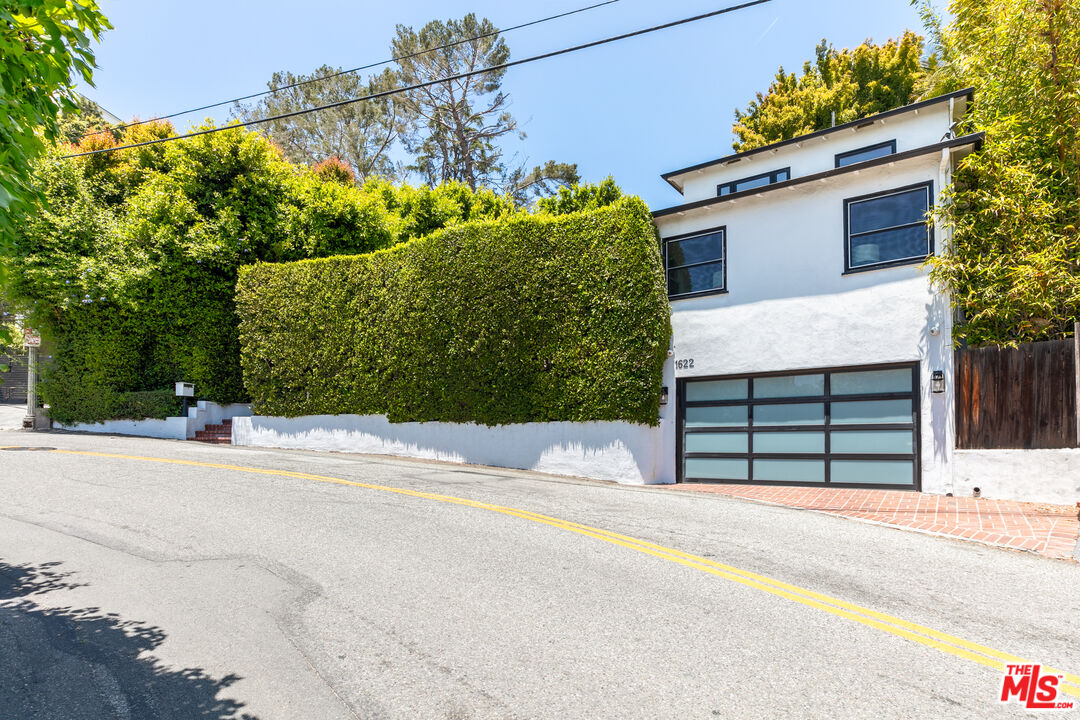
844;182;933;272
717;167;790;197
665;227;726;298
835;140;896;168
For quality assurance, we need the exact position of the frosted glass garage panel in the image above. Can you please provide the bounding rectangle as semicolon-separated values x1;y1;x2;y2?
685;458;749;480
830;430;913;454
685;405;748;427
831;399;912;425
753;459;825;483
753;431;824;453
831;368;913;395
685;379;748;402
754;403;825;426
684;433;748;454
754;374;824;398
830;460;914;485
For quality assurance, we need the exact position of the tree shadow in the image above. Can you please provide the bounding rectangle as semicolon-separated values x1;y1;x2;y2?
0;558;260;719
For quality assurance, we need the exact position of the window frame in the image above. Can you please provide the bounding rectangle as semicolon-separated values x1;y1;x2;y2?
664;225;727;300
843;181;934;274
716;167;791;197
834;140;897;168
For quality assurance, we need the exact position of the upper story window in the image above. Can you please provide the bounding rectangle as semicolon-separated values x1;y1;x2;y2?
665;226;726;298
844;182;933;272
717;168;790;197
835;140;897;168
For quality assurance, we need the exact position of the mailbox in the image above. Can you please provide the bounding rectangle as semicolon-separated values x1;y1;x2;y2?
175;382;195;398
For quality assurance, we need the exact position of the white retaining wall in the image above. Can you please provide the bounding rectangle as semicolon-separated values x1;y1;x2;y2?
58;401;252;440
231;414;671;485
57;416;190;440
952;449;1080;505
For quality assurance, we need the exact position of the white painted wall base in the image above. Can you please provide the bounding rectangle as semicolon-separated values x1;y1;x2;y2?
57;401;253;441
952;449;1080;505
57;416;189;440
231;414;671;485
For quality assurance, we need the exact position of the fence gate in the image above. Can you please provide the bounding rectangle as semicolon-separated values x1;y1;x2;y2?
955;336;1079;449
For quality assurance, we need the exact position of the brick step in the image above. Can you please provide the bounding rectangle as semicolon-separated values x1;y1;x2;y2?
194;418;233;444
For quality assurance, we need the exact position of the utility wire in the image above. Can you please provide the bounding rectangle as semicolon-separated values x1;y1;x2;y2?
74;0;622;141
64;0;772;159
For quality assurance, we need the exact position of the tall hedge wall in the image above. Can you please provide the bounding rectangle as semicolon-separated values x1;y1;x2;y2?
7;124;523;425
236;197;671;425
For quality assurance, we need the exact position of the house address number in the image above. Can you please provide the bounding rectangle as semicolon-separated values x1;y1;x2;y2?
675;358;694;370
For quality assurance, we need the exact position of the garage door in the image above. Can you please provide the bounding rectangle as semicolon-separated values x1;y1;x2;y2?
678;364;919;489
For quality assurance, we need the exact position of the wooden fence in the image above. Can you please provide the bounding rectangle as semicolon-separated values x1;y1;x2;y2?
955;329;1079;449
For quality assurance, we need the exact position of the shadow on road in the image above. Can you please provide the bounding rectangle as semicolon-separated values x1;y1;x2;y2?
0;558;259;719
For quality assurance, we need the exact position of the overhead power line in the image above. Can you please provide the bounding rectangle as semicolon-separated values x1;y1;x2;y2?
63;0;772;159
74;0;622;141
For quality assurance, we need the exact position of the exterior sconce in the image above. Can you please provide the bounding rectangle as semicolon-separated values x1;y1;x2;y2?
660;386;669;405
931;371;945;394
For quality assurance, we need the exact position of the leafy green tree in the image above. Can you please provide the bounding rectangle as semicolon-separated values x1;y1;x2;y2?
536;177;623;216
312;156;357;185
390;13;576;200
732;31;926;151
927;0;1080;344
236;65;404;181
392;13;516;189
909;1;966;99
0;295;19;380
56;93;116;144
5;119;533;422
0;0;110;252
505;160;580;208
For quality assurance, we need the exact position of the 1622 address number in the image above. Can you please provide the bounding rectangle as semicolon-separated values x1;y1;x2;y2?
675;358;694;370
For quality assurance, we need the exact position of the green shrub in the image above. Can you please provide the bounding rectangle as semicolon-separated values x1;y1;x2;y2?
236;197;671;425
47;385;180;426
7;123;534;424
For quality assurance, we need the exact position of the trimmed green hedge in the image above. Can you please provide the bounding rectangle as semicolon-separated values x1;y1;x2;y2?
236;197;671;425
11;125;525;425
48;387;181;426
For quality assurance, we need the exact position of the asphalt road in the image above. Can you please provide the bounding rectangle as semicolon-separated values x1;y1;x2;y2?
1;429;1078;719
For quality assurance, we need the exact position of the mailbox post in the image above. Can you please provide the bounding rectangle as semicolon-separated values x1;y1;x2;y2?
175;381;195;416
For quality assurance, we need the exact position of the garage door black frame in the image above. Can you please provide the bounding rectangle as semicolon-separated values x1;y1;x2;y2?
675;361;921;491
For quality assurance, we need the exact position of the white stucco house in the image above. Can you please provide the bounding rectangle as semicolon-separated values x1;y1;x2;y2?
651;88;983;494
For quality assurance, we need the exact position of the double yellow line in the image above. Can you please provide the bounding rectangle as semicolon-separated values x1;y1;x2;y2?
47;448;1080;698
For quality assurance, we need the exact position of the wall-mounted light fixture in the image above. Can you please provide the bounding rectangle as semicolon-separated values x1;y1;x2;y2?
931;371;945;394
660;386;669;405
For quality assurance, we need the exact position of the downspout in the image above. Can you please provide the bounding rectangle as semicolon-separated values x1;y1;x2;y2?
938;140;955;496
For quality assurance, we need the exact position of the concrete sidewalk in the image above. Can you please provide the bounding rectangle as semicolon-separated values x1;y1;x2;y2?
0;404;25;431
671;483;1080;561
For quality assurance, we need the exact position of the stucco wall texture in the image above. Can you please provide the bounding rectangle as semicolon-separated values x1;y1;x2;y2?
231;415;670;485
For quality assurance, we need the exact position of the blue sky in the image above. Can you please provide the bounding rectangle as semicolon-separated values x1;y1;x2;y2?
77;0;928;208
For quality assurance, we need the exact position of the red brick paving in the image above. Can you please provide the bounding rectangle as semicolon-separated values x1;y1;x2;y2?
670;484;1080;561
